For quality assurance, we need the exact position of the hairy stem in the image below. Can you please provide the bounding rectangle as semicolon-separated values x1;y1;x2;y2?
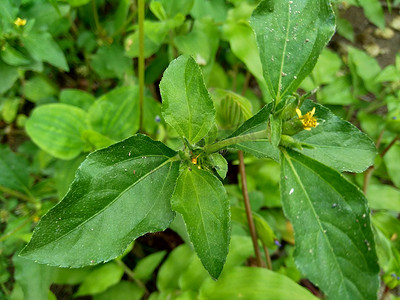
238;150;264;268
205;130;267;154
138;0;145;132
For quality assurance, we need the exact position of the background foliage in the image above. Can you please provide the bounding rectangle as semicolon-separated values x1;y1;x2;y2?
1;0;400;299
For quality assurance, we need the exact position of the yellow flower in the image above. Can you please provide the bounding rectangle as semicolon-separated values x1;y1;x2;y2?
296;107;319;131
14;18;27;27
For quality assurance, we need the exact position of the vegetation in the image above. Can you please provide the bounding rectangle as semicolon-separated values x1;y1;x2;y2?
1;0;400;299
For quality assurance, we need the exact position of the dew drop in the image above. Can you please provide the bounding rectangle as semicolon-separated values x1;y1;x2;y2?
332;203;337;208
128;151;131;156
362;213;366;218
90;260;95;264
289;188;294;195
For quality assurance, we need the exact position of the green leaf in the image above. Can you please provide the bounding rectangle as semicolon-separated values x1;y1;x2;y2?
157;244;195;292
68;0;90;7
60;88;96;110
208;153;228;179
133;251;167;282
222;4;263;80
358;0;385;29
199;267;319;300
160;55;215;144
21;32;69;71
229;103;279;161
171;167;230;279
20;135;180;267
191;0;229;22
384;144;400;189
93;281;144;300
1;43;31;66
280;149;379;300
25;103;88;160
0;58;19;94
13;256;55;300
367;184;400;212
0;145;30;194
75;262;124;296
1;97;20;123
89;86;139;141
293;100;376;173
91;44;133;79
152;0;194;19
23;75;58;103
250;0;335;100
210;88;252;131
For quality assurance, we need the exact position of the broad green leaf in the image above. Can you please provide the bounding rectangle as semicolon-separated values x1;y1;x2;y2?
25;103;88;160
160;55;215;144
178;255;209;292
60;88;96;110
210;88;252;130
133;251;167;282
171;167;230;279
0;146;30;194
0;58;18;94
91;44;133;79
52;267;92;285
250;0;335;100
293;100;376;173
89;86;139;141
54;154;86;199
93;281;144;300
228;103;279;161
21;32;69;71
20;135;180;267
199;267;318;300
69;0;90;7
13;256;55;300
280;149;379;300
318;75;359;105
311;49;342;86
208;153;228;179
1;43;31;66
75;262;124;296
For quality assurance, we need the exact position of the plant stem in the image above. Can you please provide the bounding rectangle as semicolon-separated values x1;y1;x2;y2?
262;243;272;270
0;283;10;296
138;0;145;132
363;134;399;194
90;0;102;36
0;185;36;204
238;150;264;268
115;259;148;294
205;130;267;154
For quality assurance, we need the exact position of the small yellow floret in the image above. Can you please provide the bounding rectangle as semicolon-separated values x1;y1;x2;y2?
14;18;27;27
296;107;319;131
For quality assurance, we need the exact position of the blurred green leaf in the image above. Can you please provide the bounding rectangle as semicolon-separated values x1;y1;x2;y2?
199;267;318;300
1;97;20;123
23;75;58;103
26;103;88;160
384;144;400;189
59;89;96;110
75;262;124;296
0;145;30;194
21;32;69;71
191;0;229;22
0;59;19;94
91;44;132;79
358;0;385;28
367;184;400;212
89;86;139;141
13;256;55;300
133;251;167;282
93;281;144;300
